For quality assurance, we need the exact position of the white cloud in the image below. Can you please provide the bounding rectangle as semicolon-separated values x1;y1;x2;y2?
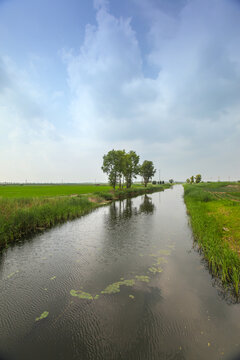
1;0;240;182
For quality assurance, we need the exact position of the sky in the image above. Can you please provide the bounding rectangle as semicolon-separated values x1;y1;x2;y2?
0;0;240;183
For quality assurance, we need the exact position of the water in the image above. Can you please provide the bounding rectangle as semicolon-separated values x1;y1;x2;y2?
0;186;239;360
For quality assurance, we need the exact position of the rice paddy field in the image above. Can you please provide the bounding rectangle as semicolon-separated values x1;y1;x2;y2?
184;182;240;297
0;184;112;198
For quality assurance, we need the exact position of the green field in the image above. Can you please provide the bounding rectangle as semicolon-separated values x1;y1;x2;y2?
0;184;112;198
184;182;240;297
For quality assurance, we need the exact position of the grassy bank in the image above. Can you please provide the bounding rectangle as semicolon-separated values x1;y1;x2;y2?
0;184;170;251
184;182;240;297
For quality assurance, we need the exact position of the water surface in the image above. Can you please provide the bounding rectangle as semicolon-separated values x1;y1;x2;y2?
0;186;240;360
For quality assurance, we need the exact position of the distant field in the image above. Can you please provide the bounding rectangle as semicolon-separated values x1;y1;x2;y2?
0;184;112;198
194;181;240;201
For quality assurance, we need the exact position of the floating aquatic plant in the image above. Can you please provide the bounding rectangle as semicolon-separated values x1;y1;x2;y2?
135;275;150;282
70;289;93;300
154;257;167;265
101;279;136;294
148;266;163;274
157;249;171;256
50;276;56;280
7;270;19;279
35;311;49;321
129;295;135;299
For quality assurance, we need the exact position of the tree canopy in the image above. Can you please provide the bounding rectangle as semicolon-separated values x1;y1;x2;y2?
102;150;156;189
195;174;202;183
140;160;156;187
102;149;140;189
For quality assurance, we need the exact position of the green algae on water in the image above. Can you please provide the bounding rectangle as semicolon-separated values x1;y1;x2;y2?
7;270;19;279
148;266;163;274
101;279;136;294
158;249;171;256
35;311;49;321
135;275;150;282
70;289;93;300
154;257;167;265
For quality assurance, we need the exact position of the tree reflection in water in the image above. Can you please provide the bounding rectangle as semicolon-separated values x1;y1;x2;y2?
109;195;155;222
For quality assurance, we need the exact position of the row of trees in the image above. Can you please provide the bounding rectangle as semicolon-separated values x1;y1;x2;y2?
186;174;202;184
102;150;156;189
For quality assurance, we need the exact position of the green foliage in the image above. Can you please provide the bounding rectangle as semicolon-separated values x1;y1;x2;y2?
139;160;156;187
0;196;95;250
184;183;240;297
195;174;202;183
102;149;124;189
190;176;194;184
169;179;174;184
186;178;190;184
122;151;140;188
102;149;140;189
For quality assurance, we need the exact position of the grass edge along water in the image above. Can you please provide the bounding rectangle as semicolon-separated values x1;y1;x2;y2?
0;184;171;251
183;182;240;298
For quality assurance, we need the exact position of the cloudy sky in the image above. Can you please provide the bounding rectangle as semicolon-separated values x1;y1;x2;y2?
0;0;240;182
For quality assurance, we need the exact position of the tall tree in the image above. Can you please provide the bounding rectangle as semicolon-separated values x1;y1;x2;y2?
195;174;202;183
102;150;121;190
190;175;195;184
116;150;126;189
123;151;140;188
140;160;156;187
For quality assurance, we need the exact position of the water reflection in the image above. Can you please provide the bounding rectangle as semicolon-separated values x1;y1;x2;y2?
139;195;155;214
109;195;155;222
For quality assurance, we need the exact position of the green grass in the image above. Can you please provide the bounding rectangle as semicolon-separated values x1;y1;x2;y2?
0;196;97;249
0;183;171;251
0;184;112;198
184;182;240;297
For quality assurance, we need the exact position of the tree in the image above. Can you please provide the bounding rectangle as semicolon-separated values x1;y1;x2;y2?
190;175;194;184
139;160;156;187
115;150;126;189
186;178;190;184
195;174;202;183
102;150;123;190
123;151;140;188
169;179;174;184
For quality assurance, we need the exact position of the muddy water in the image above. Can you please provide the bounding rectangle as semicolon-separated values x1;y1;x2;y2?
0;186;239;360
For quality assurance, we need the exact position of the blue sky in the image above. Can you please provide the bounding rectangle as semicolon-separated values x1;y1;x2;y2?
0;0;240;182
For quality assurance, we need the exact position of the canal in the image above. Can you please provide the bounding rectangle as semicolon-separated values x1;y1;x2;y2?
0;185;239;359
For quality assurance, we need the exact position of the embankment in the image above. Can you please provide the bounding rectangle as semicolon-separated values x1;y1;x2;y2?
0;184;170;251
184;183;240;297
